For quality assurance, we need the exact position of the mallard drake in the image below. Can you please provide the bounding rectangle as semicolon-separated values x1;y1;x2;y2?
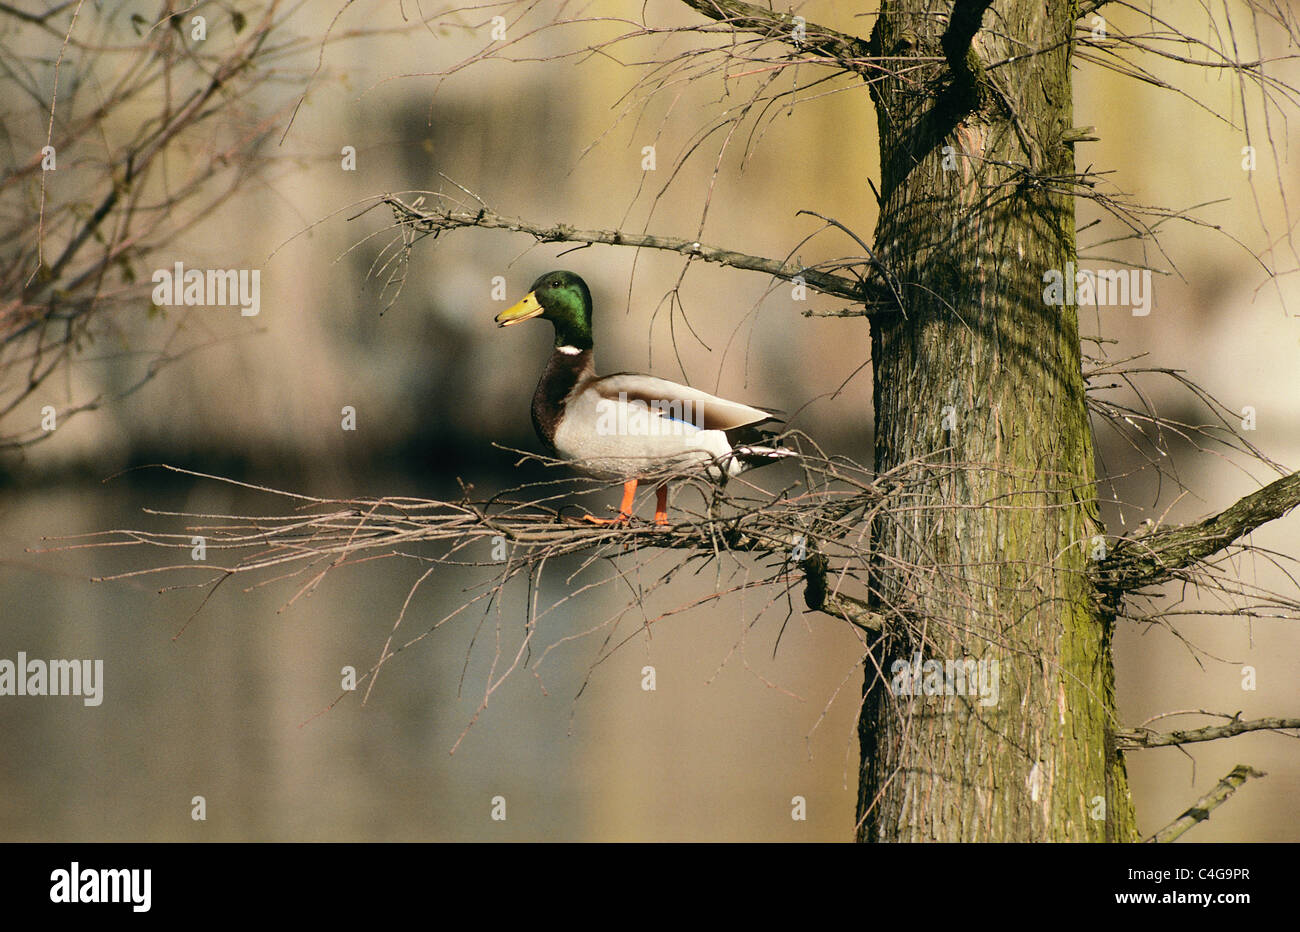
495;270;794;525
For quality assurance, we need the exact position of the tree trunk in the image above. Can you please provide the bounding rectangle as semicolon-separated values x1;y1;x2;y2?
857;0;1139;841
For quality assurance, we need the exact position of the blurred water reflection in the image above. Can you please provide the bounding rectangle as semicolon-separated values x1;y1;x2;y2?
1;478;865;841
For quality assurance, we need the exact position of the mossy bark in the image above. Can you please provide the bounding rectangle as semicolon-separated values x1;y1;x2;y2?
857;1;1139;841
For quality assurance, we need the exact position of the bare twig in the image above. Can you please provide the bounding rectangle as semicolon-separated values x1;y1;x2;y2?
1144;765;1266;843
678;0;876;77
379;192;890;307
1117;716;1300;750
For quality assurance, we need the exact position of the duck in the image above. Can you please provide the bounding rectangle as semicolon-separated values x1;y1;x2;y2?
494;271;795;525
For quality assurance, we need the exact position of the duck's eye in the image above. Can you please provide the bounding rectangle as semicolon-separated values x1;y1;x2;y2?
551;280;561;287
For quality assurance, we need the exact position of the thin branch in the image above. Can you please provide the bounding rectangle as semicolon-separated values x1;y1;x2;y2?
1076;1;1114;18
1117;716;1300;750
1144;765;1266;843
380;193;889;307
677;0;876;77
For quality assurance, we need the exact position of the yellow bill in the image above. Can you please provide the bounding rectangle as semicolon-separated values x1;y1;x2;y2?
495;291;544;327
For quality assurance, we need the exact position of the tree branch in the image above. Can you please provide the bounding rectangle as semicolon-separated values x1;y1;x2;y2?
820;591;885;633
1098;470;1300;593
382;194;890;307
801;548;884;632
1117;716;1300;750
1143;765;1265;843
1077;1;1114;18
678;0;877;77
941;0;995;111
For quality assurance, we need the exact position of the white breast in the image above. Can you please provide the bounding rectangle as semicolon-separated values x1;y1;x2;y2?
554;388;740;481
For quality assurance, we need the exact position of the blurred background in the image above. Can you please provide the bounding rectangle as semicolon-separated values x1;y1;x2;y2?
0;0;1296;840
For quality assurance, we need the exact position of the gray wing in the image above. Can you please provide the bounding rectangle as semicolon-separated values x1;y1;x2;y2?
590;373;781;430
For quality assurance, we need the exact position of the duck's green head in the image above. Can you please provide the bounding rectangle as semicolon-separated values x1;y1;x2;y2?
495;270;593;350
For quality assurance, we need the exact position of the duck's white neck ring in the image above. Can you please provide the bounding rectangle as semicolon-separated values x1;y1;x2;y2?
555;345;583;355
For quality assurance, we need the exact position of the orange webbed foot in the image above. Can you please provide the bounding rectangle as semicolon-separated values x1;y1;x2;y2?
584;479;639;526
653;483;670;527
